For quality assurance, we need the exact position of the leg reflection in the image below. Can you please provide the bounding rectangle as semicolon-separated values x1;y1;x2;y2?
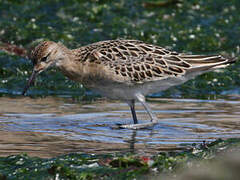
129;130;137;153
125;129;156;153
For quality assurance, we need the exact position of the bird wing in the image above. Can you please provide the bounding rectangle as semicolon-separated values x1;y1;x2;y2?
84;40;232;84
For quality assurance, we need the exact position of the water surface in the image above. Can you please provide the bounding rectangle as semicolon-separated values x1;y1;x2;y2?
0;96;240;157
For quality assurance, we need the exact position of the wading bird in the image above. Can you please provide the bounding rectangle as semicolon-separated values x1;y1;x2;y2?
22;40;236;129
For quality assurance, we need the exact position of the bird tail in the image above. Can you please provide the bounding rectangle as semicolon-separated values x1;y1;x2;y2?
180;54;237;73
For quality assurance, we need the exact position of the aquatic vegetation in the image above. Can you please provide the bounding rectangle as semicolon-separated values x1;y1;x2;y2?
0;0;239;98
0;138;239;179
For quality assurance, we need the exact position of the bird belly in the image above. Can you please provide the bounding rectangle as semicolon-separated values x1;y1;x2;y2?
87;76;189;101
89;83;138;100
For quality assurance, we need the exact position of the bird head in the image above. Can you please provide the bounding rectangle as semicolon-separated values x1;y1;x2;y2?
22;41;64;95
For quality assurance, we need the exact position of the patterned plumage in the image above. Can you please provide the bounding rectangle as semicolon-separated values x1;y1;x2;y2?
24;39;236;129
71;40;232;84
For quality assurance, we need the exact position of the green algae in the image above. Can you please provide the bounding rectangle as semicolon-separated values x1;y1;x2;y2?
0;138;239;180
0;0;240;98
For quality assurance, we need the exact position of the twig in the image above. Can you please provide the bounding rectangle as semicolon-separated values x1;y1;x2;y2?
0;42;28;58
143;0;181;8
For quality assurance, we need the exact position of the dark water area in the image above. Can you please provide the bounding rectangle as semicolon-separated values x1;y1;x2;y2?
0;0;240;98
0;96;240;158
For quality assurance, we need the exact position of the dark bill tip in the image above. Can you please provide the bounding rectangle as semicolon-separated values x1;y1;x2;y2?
22;70;38;96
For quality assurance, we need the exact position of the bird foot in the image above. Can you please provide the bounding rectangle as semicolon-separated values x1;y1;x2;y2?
111;122;158;130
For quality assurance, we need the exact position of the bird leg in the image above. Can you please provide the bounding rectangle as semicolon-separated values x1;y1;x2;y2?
119;94;158;129
128;99;138;124
140;100;158;123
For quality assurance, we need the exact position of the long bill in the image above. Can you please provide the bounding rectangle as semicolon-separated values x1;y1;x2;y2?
22;70;38;95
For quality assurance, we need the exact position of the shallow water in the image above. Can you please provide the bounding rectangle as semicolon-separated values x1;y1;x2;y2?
0;96;240;158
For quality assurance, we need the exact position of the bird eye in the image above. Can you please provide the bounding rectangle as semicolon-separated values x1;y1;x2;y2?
40;53;50;62
41;56;48;62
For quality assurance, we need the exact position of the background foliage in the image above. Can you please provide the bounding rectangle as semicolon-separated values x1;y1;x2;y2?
0;0;239;98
